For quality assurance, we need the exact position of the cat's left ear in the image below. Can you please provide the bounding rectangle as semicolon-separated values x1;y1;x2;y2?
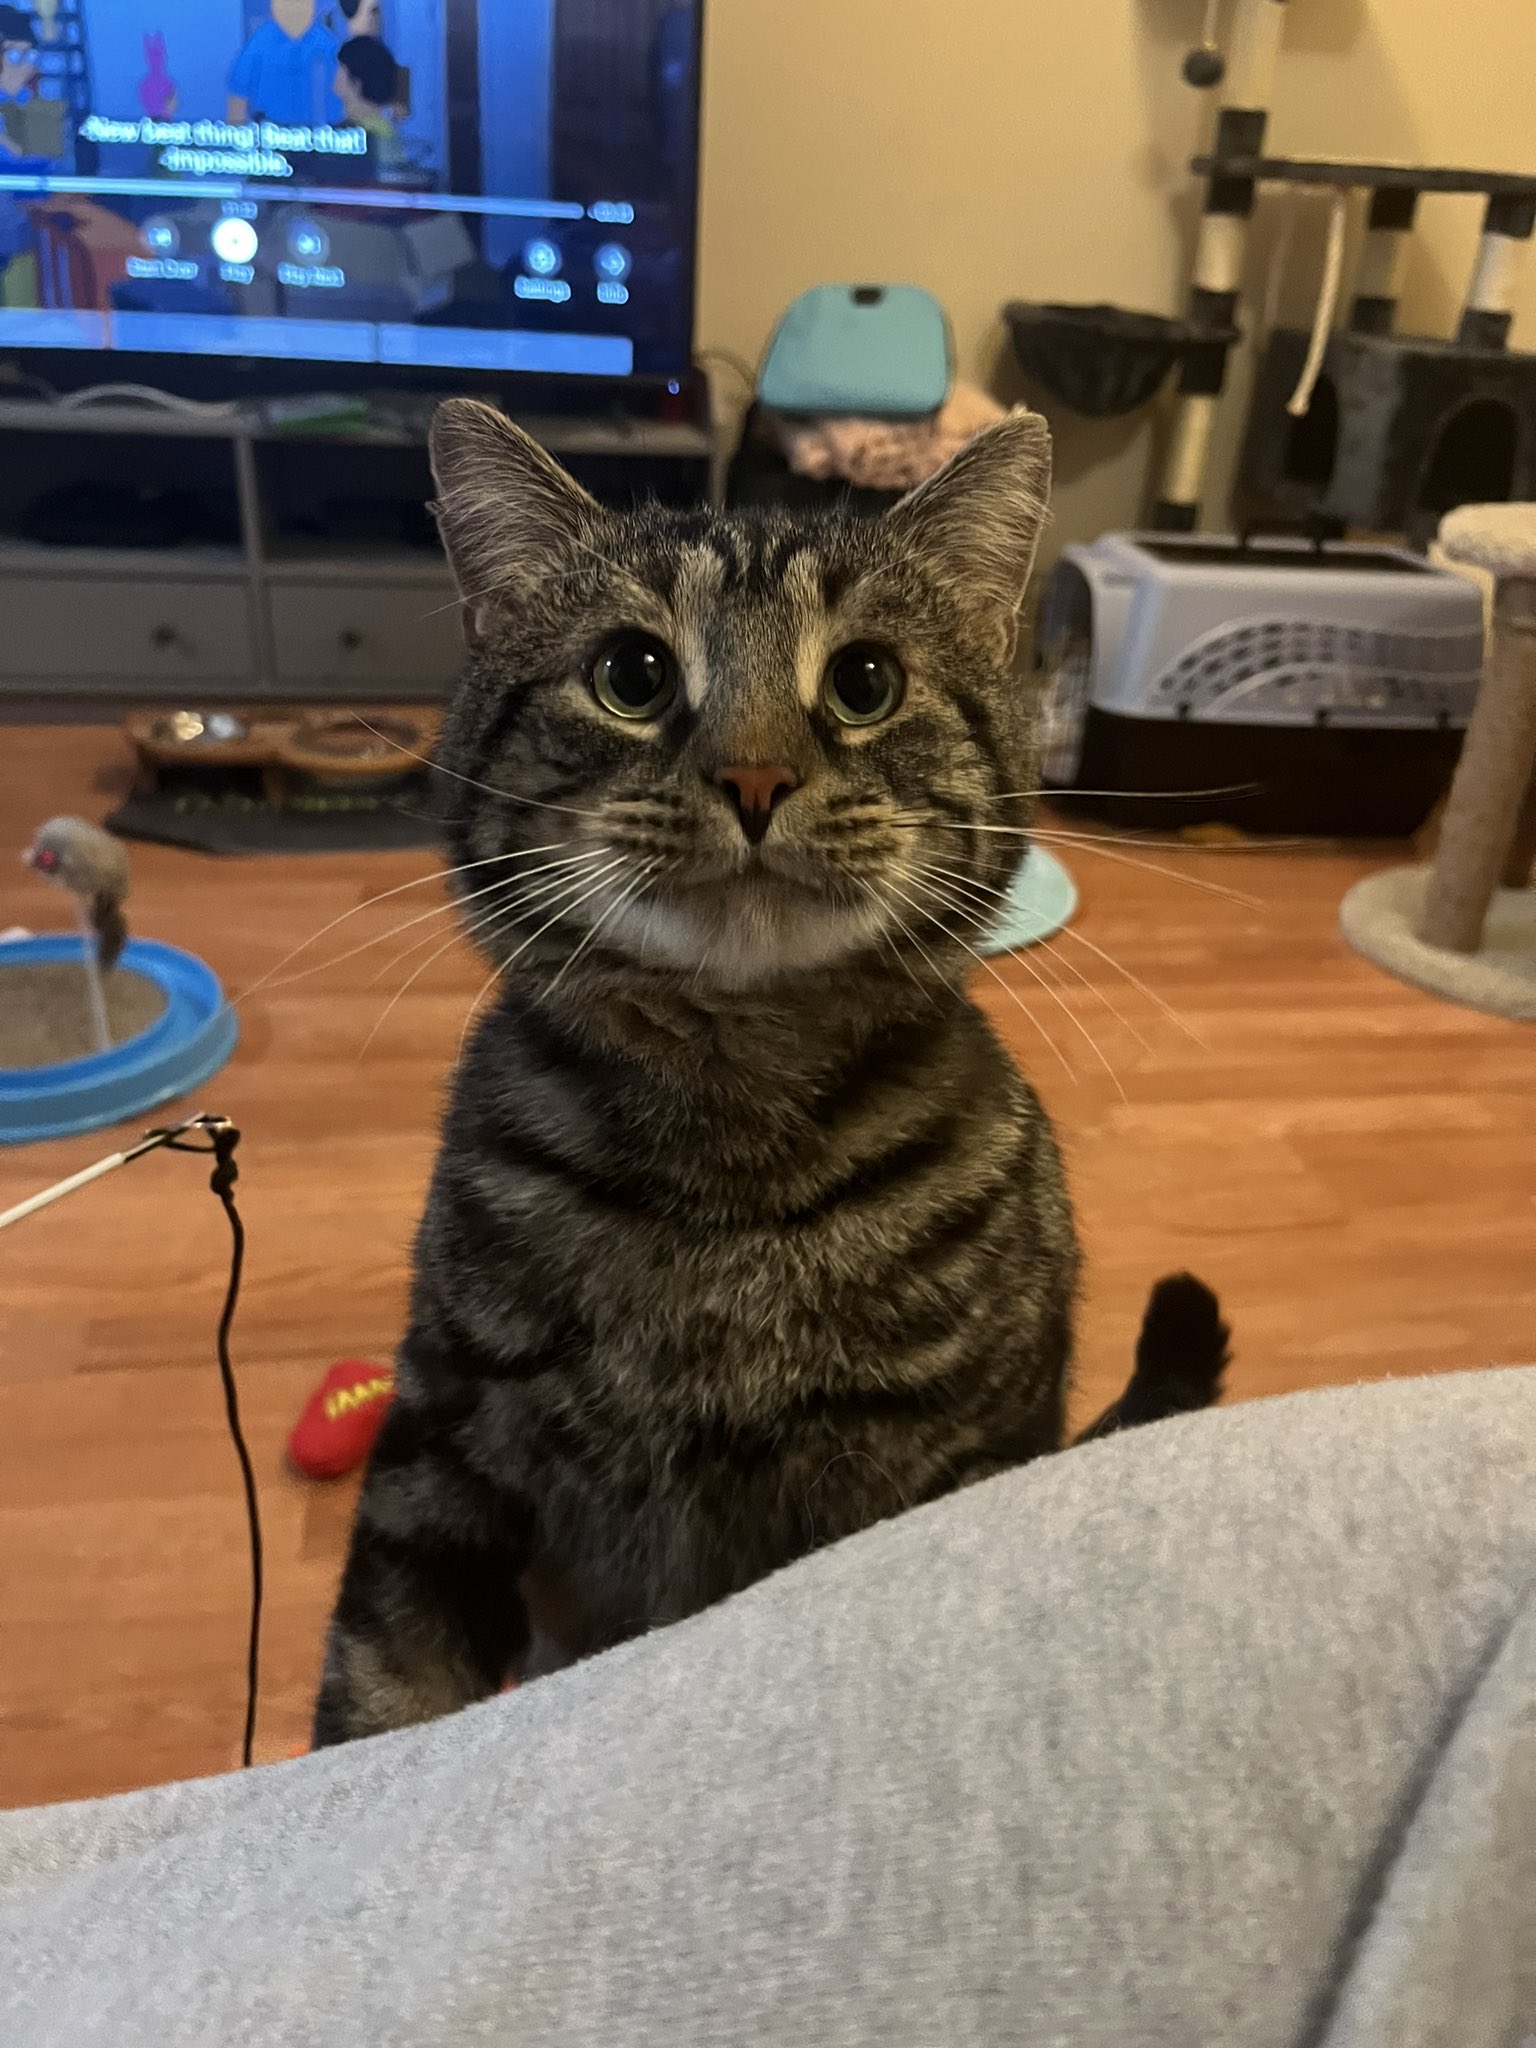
884;409;1052;662
430;398;608;644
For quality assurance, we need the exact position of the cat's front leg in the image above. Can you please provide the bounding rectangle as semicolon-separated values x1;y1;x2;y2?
312;1388;535;1748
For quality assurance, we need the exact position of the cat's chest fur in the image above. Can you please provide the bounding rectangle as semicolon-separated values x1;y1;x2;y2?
396;974;1076;1642
422;984;1058;1382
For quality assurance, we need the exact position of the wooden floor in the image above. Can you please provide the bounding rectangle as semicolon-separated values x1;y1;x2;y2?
2;725;1532;1809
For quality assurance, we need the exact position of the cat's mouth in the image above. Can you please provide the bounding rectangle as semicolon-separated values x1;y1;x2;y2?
661;852;854;908
618;862;882;986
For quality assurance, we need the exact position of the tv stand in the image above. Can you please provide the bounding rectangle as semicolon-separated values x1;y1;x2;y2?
0;391;717;719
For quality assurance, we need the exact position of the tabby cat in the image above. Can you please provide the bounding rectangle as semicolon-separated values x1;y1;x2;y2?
313;400;1227;1744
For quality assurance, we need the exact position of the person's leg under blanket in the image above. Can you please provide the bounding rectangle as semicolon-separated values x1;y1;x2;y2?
1;1367;1532;2048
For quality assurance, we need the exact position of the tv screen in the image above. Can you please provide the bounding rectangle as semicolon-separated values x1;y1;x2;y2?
0;0;701;382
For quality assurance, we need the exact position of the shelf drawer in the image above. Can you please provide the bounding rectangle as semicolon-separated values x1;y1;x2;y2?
269;582;464;689
0;577;255;681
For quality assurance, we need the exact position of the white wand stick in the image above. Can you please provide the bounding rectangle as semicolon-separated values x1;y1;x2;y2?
72;899;114;1056
0;1115;232;1233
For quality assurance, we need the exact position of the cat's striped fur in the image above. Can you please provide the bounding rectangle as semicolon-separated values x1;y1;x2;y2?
313;402;1223;1744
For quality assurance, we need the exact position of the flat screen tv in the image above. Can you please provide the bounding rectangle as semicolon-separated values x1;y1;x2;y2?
0;0;701;391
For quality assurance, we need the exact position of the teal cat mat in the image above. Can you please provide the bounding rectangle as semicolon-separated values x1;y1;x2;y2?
983;848;1077;954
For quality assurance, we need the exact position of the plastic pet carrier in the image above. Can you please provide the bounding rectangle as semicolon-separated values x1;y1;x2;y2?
1034;534;1485;835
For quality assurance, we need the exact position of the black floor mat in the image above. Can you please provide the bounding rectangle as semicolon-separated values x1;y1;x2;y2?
107;771;440;855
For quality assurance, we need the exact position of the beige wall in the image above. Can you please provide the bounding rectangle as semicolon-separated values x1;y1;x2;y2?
696;0;1536;558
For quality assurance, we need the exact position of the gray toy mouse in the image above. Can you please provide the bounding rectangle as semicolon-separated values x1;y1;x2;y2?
24;816;131;973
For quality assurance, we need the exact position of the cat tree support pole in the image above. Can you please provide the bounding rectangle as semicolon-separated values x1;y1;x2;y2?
1349;187;1418;335
1153;0;1290;533
1457;191;1536;351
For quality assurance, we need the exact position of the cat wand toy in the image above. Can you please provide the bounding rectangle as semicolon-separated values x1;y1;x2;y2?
0;1110;264;1770
0;1113;235;1232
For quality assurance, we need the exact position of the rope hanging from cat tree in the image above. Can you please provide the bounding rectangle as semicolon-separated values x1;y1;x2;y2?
1287;187;1351;419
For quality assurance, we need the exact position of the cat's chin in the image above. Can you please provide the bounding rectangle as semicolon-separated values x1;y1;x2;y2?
610;871;887;990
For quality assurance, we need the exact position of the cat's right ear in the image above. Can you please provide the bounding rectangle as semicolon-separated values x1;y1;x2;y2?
883;409;1051;663
429;399;606;645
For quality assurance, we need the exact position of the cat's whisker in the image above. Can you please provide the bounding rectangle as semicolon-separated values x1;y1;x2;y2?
262;851;603;1001
1047;924;1212;1053
363;855;629;1065
908;854;1160;1053
346;898;465;993
895;867;1126;1099
981;782;1264;803
234;841;575;1005
906;857;1156;1057
805;1444;912;1544
871;916;944;1009
418;586;485;622
1017;929;1157;1055
355;923;473;1067
892;816;1264;911
454;854;635;1060
536;857;664;1004
347;712;613;822
1028;831;1265;910
902;857;1004;922
895;869;1014;948
304;849;605;998
862;884;969;1015
882;870;1088;1090
1029;824;1305;854
362;851;610;989
904;796;1297;856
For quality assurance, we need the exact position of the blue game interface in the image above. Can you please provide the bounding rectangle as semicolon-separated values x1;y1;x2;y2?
0;0;698;377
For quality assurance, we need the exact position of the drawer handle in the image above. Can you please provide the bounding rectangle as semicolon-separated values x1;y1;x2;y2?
339;628;365;653
151;624;181;650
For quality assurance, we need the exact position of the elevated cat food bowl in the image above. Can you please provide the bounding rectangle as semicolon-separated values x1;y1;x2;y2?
0;936;237;1144
125;705;440;798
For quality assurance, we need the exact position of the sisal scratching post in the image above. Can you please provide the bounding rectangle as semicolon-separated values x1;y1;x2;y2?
1341;504;1536;1019
1502;764;1536;887
1418;507;1536;953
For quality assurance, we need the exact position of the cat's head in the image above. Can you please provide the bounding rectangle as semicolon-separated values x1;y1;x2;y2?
429;398;1050;992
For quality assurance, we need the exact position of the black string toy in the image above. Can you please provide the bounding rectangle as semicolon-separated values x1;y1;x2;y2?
0;1113;263;1768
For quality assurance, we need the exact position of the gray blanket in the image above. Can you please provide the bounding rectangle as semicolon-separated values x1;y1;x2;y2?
3;1367;1533;2047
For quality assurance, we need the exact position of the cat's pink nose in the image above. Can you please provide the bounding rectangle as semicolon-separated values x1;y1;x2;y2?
712;764;799;844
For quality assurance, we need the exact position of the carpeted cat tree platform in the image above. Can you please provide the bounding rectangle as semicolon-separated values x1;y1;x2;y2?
1341;503;1536;1018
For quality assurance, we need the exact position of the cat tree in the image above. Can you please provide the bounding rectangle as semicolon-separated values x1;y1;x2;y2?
1006;0;1536;539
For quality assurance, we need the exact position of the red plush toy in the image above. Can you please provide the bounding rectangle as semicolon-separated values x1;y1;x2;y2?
288;1359;395;1479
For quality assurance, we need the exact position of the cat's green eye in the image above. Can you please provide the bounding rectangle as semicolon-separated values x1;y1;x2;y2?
590;633;678;720
822;642;905;727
